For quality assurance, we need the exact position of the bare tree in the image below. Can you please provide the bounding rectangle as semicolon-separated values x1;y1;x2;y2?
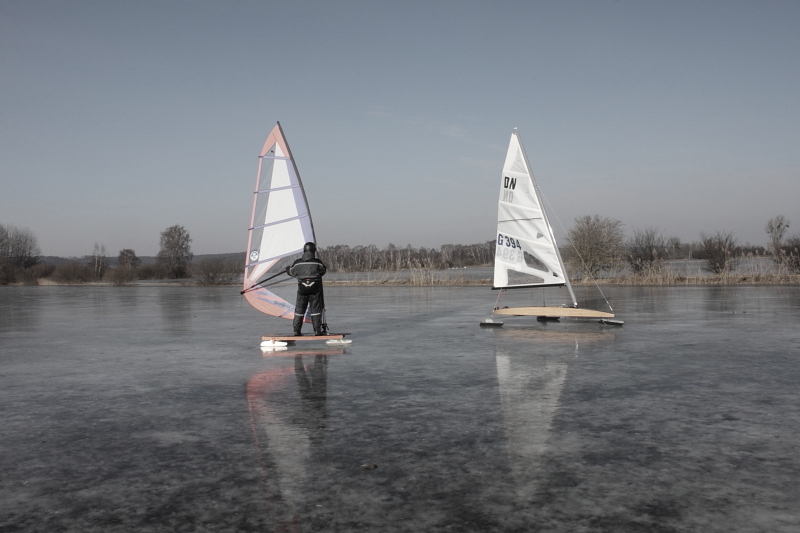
627;227;666;274
0;224;41;284
157;225;193;278
0;225;8;284
562;215;625;277
666;237;682;259
91;243;107;280
117;248;141;268
699;231;739;274
765;216;790;256
778;235;800;273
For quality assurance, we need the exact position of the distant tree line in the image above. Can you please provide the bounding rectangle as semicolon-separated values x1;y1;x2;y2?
317;242;495;272
3;214;799;286
0;223;208;285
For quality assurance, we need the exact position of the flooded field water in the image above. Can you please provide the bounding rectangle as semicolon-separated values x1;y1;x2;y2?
1;285;799;532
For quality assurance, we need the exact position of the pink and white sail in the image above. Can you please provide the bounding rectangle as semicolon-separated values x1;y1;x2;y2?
243;123;315;320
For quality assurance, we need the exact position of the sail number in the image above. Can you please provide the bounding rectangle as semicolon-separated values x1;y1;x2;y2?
502;176;516;203
497;233;523;262
498;234;521;248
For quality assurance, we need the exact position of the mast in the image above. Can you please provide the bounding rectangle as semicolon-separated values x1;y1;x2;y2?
514;129;578;308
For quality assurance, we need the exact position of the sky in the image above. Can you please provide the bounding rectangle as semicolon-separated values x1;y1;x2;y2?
1;1;798;257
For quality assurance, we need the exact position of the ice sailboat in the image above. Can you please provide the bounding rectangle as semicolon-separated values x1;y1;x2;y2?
482;128;621;326
241;122;351;347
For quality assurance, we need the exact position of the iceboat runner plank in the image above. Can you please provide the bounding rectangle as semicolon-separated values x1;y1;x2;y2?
493;306;614;318
262;333;349;341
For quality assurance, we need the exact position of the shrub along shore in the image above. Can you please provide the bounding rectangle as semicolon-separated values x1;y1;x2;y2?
575;272;800;286
6;249;800;287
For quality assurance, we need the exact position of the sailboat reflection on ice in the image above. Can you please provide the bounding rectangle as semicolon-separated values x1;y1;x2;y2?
247;351;340;524
494;330;614;502
496;346;569;502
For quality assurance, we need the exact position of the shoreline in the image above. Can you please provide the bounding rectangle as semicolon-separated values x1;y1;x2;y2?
9;273;800;287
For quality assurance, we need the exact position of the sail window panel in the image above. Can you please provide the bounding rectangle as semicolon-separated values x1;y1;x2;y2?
494;255;563;288
523;250;548;272
252;191;271;231
256;157;280;193
264;188;302;225
248;223;266;247
527;239;564;278
522;217;564;277
506;269;545;286
247;226;264;260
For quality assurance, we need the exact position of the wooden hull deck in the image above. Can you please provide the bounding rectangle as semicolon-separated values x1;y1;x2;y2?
493;306;614;319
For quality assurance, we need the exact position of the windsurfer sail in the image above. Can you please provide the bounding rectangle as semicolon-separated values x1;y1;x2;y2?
242;122;316;322
486;129;619;323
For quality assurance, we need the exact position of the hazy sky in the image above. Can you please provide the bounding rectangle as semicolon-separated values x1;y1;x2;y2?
2;1;798;257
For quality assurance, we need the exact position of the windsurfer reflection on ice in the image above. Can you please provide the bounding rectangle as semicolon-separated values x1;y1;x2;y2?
246;352;332;524
287;242;327;336
294;354;329;443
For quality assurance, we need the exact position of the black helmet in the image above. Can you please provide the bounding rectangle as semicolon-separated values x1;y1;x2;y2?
303;242;317;253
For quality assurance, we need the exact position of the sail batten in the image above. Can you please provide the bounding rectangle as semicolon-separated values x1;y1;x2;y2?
256;184;301;194
250;213;310;231
244;123;316;321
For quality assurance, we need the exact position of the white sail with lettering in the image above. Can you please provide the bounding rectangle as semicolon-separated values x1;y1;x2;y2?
486;129;618;322
493;129;568;290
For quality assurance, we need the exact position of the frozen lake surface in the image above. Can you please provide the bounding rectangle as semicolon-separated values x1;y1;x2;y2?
1;285;799;532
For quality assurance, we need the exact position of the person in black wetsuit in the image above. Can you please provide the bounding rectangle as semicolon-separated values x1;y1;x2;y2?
288;242;327;336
